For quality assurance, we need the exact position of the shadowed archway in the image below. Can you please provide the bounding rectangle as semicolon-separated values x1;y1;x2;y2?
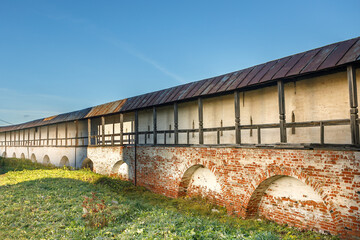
12;152;16;158
20;153;25;159
111;160;129;180
60;156;69;167
178;164;221;199
31;153;36;163
81;158;94;171
43;155;50;165
246;175;337;234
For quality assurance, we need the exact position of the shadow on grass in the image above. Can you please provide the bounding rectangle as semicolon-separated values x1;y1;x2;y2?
0;157;55;174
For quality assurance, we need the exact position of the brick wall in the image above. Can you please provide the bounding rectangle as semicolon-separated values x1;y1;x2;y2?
131;146;360;239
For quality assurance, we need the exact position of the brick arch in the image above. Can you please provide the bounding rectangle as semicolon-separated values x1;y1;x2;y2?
177;160;223;199
244;167;343;234
111;160;129;180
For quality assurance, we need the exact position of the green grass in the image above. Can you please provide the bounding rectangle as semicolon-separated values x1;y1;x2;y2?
0;157;339;240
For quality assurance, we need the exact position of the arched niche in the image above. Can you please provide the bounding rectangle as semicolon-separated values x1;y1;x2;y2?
12;152;16;158
31;153;36;163
20;153;25;159
43;155;50;165
246;175;336;234
81;158;94;171
2;152;6;158
60;156;70;167
111;160;129;180
178;164;221;199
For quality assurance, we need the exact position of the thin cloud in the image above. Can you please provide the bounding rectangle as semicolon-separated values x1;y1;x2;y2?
47;13;186;84
105;38;187;84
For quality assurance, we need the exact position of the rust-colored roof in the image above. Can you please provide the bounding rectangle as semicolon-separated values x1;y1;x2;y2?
1;36;360;133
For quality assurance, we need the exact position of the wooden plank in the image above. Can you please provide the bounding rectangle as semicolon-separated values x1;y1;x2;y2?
101;116;105;146
278;80;287;143
174;103;178;144
75;121;79;146
234;91;241;144
47;126;49;146
120;114;124;145
65;123;68;146
135;111;139;144
198;98;203;144
56;124;58;146
320;122;324;144
153;107;157;145
347;65;359;144
88;119;91;146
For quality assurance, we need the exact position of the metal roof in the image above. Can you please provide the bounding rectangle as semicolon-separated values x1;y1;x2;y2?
1;36;360;133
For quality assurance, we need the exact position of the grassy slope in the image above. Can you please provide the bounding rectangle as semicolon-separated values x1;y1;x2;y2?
0;158;339;240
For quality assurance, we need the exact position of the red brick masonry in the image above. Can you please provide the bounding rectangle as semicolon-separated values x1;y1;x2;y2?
119;146;360;239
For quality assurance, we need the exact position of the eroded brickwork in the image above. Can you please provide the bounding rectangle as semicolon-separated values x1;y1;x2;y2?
132;146;360;239
87;146;359;239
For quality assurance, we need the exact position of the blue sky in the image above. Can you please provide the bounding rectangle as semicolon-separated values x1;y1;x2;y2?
1;0;359;126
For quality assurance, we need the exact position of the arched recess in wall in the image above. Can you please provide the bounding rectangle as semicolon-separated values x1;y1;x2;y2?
60;156;70;167
31;153;36;163
12;152;16;158
21;153;25;159
178;164;222;200
43;155;50;165
246;175;337;234
111;160;129;180
81;158;94;171
2;152;6;158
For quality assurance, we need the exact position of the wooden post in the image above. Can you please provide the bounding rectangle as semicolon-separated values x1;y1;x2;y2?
39;127;42;146
320;122;324;144
88;119;91;146
174;103;178;144
257;126;261;144
120;113;124;145
134;110;138;185
278;80;287;143
198;98;204;144
153;107;157;145
55;124;58;146
33;128;36;146
234;91;241;144
4;132;6;147
65;123;68;146
23;130;25;146
101;116;105;146
135;111;139;144
347;65;359;145
47;126;49;146
112;121;115;146
75;120;79;146
27;129;30;146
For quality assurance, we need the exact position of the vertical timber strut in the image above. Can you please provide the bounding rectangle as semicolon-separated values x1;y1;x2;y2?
348;65;359;145
134;110;139;186
101;116;105;146
119;113;124;145
234;91;241;144
174;103;178;144
88;119;91;146
198;98;204;144
278;80;287;143
153;107;157;145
